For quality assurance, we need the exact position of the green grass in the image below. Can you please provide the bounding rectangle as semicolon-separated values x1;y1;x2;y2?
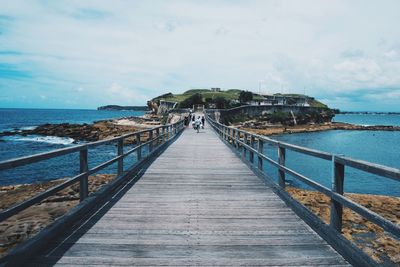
152;89;241;103
151;89;329;109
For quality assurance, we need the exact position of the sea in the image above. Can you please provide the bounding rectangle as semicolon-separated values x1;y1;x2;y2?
262;113;400;196
0;109;399;196
0;108;146;185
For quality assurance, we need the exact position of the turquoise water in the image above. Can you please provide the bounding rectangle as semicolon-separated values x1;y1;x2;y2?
334;113;400;126
0;108;146;185
262;130;400;196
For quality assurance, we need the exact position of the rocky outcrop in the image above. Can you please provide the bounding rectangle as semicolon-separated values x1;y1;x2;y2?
208;105;335;126
0;174;115;257
287;187;400;265
240;122;400;136
24;123;101;142
0;119;146;143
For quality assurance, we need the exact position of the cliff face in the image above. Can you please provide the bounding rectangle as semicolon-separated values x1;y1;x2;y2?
209;105;335;126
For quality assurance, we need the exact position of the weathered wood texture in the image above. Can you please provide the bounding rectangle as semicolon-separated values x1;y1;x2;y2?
31;124;349;266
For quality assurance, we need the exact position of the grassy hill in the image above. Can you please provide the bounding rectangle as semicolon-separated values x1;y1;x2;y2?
151;89;328;109
152;89;253;103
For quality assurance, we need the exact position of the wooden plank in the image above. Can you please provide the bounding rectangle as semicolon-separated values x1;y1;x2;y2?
30;122;349;266
33;256;351;266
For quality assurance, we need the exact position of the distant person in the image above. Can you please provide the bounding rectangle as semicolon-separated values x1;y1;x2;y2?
201;116;205;128
194;116;201;133
184;116;189;127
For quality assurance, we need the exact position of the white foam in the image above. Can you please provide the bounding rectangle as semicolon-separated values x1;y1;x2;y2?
3;135;75;145
20;126;38;131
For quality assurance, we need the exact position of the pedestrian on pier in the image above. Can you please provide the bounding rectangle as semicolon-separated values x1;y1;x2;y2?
201;116;205;128
194;116;201;133
184;116;189;127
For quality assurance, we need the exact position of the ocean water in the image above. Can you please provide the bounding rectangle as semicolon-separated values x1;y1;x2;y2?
334;113;400;126
0;108;146;132
0;108;146;185
261;130;400;196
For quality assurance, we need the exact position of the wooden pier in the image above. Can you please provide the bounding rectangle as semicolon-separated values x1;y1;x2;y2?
1;114;399;266
30;124;349;266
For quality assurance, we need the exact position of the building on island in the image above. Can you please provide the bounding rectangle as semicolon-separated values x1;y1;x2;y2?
247;94;310;107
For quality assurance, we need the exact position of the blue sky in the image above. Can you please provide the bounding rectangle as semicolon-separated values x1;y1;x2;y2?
0;0;400;111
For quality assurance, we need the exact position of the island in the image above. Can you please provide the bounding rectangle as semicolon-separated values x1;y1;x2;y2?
97;105;148;111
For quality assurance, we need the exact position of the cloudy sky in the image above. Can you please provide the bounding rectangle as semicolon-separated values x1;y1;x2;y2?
0;0;399;111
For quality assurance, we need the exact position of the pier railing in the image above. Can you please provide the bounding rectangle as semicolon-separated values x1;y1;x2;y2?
206;113;399;265
0;119;185;224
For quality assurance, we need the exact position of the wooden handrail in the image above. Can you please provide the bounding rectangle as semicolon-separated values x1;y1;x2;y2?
0;119;185;223
205;113;400;240
0;124;169;171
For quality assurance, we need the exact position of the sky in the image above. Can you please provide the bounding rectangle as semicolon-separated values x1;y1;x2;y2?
0;0;400;111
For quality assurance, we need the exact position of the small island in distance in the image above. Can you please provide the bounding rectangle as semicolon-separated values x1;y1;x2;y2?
97;105;148;111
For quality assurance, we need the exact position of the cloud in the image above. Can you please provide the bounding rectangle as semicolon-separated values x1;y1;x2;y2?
341;49;364;59
0;1;400;110
0;63;32;80
155;20;178;32
215;27;229;36
333;59;382;83
72;8;112;20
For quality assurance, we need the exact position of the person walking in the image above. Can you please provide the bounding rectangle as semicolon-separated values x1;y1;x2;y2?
184;116;189;127
191;115;195;129
194;116;201;133
201;115;205;129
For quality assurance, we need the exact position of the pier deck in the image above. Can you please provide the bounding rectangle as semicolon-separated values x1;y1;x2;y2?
31;124;349;266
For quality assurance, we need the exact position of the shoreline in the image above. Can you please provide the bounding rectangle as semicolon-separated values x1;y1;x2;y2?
0;115;162;144
0;174;116;257
287;187;400;265
0;112;185;144
236;121;400;136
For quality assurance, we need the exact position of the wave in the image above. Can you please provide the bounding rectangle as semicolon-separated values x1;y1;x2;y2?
19;126;38;131
2;135;75;145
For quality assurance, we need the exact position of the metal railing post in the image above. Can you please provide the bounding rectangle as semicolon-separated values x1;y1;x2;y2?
249;135;255;164
257;139;263;170
223;126;227;141
156;128;160;147
242;133;247;160
136;133;142;161
278;145;286;188
79;147;89;201
330;155;345;232
235;130;239;150
117;139;123;176
148;130;153;152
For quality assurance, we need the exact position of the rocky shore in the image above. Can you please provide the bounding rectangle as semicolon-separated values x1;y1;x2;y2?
0;116;161;144
237;121;400;136
287;187;400;265
0;174;115;257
